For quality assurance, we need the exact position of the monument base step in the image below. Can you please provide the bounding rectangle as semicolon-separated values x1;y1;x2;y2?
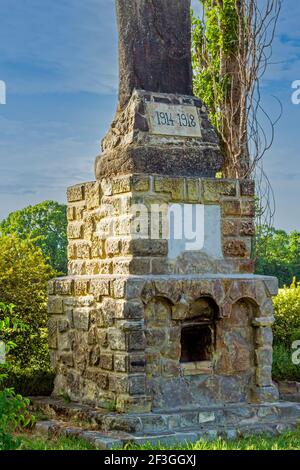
31;397;300;448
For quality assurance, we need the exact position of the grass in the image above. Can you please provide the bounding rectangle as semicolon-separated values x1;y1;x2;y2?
122;428;300;450
10;426;300;450
16;432;95;450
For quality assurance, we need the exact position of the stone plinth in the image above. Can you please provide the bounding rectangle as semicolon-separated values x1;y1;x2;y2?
95;91;223;179
48;174;278;413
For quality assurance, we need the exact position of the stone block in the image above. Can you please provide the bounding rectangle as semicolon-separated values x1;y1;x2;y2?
89;279;110;300
108;329;127;351
122;239;168;257
48;297;64;315
240;220;255;236
256;327;273;347
48;280;55;295
222;200;241;217
129;258;152;275
101;178;113;196
114;354;128;373
264;277;279;297
154;177;185;201
60;353;74;367
238;260;255;274
186;178;202;202
112;176;131;194
222;219;239;237
74;280;89;296
240;180;255;197
256;366;273;386
97;329;108;348
85;181;101;210
55;280;73;296
98;260;112;275
223;240;249;258
251;385;279;403
58;333;70;351
132;175;150;192
106;238;121;257
129;374;146;395
255;347;273;367
128;331;145;351
68;222;83;239
67;184;84;202
123;300;144;320
100;353;114;371
76;241;91;259
58;320;69;334
101;297;124;320
241;200;255;217
73;308;90;331
151;257;173;275
203;180;236;202
116;395;152;413
67;206;75;221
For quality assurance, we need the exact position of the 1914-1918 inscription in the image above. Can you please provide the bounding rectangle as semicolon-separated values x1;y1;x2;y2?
146;102;202;138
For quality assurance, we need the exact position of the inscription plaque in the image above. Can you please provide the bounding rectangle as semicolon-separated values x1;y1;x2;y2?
146;102;202;138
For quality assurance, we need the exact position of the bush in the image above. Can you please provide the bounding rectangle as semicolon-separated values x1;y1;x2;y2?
0;308;35;450
273;281;300;348
272;344;300;382
1;367;55;397
0;234;56;368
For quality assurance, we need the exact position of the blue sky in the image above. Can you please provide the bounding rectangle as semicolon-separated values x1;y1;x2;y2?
0;0;299;231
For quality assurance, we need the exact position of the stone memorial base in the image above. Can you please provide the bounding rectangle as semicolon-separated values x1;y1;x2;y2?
31;396;300;448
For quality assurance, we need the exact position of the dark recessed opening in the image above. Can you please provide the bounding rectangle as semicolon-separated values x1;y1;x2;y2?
180;324;213;363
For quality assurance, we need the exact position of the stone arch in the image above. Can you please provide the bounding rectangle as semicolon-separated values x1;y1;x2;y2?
220;295;260;319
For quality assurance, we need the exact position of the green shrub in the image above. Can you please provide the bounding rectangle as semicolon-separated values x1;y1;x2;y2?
0;308;35;450
1;367;55;397
0;387;35;450
0;234;56;368
273;281;300;348
272;344;300;382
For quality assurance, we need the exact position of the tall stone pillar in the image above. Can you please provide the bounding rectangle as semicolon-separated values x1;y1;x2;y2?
48;0;279;413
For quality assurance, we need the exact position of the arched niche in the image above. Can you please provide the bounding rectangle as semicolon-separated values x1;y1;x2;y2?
180;297;219;366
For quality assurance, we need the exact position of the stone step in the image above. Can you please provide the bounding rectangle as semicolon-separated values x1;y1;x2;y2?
35;418;300;449
31;397;300;435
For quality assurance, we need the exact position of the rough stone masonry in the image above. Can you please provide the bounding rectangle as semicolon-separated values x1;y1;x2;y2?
48;0;280;416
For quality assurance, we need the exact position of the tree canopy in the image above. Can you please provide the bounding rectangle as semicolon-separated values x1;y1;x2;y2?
0;201;67;274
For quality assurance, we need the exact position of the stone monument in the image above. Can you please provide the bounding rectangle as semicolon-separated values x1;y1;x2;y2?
38;0;300;446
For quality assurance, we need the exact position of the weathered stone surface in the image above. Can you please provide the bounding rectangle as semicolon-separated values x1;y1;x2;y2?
73;308;90;331
203;180;237;202
223;240;249;258
116;0;192;109
95;144;223;179
67;185;84;202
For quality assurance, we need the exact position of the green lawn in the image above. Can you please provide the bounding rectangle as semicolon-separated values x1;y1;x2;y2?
12;427;300;450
